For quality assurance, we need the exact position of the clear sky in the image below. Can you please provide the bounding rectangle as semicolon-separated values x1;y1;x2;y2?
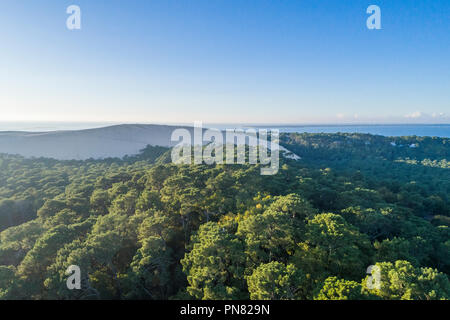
0;0;449;124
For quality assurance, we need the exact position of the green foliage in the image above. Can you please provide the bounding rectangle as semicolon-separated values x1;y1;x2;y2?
237;208;297;270
247;262;305;300
0;266;16;299
295;213;373;281
0;133;448;300
315;277;369;300
181;222;246;300
363;260;450;300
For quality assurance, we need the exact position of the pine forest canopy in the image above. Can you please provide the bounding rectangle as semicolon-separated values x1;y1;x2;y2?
0;132;449;300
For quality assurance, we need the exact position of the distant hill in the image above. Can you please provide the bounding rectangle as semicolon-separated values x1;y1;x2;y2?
0;124;195;160
0;124;300;160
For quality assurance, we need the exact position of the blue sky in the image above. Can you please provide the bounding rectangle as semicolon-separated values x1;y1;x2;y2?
0;0;449;124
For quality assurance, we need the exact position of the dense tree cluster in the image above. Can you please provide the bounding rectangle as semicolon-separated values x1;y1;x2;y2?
0;134;449;300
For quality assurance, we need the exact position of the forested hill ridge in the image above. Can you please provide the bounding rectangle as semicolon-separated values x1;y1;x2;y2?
0;132;449;300
0;124;300;161
0;124;192;160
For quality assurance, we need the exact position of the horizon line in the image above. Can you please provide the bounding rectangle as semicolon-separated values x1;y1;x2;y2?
1;121;449;127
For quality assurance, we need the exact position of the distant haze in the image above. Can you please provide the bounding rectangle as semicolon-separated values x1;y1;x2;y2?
0;124;185;160
0;123;448;160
